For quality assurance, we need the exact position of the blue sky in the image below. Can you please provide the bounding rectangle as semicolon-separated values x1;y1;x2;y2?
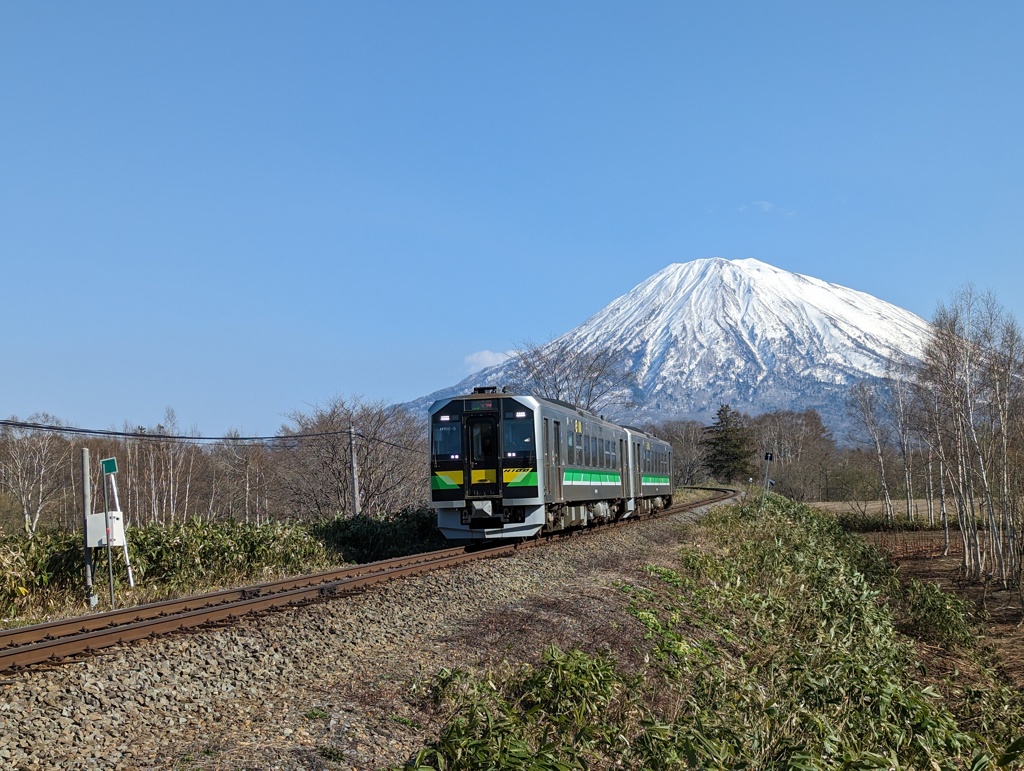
3;2;1022;436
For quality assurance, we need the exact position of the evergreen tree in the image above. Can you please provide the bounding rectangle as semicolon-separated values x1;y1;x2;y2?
702;404;755;482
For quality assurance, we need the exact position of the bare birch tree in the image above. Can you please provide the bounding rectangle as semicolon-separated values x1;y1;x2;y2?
0;414;74;538
847;382;895;523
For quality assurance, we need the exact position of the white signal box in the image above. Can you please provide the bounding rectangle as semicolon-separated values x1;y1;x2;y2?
85;511;126;548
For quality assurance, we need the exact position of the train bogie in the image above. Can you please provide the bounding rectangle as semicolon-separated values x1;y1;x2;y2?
429;387;673;539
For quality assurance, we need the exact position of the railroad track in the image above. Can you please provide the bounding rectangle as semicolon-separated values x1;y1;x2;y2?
0;487;734;675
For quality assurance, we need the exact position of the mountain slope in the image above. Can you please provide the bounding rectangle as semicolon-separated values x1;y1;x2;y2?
412;258;931;430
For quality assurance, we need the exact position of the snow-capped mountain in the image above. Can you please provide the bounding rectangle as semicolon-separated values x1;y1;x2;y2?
412;258;931;431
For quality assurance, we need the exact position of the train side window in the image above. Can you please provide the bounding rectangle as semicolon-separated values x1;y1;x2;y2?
584;431;591;466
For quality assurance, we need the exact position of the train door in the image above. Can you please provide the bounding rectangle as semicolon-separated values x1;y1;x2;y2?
466;415;500;498
553;421;563;500
619;438;628;498
543;418;563;502
543;418;552;502
633;441;643;499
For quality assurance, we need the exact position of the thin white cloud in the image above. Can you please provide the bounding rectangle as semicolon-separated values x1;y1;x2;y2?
464;350;512;372
740;200;796;216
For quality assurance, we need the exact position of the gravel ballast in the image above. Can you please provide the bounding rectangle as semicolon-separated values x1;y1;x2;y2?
0;510;710;770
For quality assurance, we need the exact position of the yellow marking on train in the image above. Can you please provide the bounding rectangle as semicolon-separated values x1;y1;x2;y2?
503;468;531;483
471;469;498;484
435;470;464;486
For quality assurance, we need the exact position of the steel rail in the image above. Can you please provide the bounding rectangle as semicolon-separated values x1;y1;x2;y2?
0;545;475;649
0;488;735;674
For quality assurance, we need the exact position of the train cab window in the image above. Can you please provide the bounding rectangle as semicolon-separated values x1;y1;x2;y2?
432;421;461;459
503;409;535;458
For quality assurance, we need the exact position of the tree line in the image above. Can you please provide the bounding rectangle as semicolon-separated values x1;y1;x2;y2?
847;286;1024;588
0;398;427;539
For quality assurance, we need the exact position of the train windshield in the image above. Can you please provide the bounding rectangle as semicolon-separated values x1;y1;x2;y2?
502;408;535;458
432;421;462;459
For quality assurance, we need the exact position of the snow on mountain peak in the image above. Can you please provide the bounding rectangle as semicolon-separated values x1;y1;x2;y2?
412;258;932;432
558;258;930;426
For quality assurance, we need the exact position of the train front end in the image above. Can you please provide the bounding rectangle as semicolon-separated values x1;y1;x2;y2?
429;388;545;539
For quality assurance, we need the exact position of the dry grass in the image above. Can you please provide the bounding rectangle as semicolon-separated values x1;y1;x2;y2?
809;498;937;520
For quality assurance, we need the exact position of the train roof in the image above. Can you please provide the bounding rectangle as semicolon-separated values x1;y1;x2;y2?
433;389;668;441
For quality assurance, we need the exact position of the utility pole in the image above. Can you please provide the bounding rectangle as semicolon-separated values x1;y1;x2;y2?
758;452;773;516
349;426;361;517
81;448;97;608
102;462;115;608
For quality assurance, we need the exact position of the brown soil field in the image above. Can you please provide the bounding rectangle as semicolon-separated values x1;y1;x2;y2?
811;500;1024;689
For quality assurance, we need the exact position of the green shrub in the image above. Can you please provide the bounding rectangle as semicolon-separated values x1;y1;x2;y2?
406;647;641;771
313;507;446;563
900;578;977;648
122;518;330;587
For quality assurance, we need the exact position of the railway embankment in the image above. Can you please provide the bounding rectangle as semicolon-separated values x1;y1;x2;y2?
0;507;710;769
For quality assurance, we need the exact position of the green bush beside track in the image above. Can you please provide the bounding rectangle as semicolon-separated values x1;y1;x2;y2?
401;495;1024;770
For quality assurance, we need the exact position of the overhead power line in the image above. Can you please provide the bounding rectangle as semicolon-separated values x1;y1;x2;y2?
0;419;428;455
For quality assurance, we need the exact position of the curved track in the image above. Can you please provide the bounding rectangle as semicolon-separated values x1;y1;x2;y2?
0;487;735;674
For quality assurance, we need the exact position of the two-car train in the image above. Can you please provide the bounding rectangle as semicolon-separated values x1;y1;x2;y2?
429;387;673;539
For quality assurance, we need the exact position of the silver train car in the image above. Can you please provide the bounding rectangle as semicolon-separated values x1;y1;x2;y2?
429;387;673;539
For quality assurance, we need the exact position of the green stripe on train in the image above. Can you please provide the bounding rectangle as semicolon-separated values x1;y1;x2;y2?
642;475;671;486
505;471;539;487
563;470;622;485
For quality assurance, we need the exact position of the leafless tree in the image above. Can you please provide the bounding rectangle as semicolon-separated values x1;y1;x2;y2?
277;396;427;520
645;419;707;487
209;434;275;524
115;409;201;526
0;414;74;538
748;409;836;501
507;337;636;413
916;287;1024;586
847;381;895;523
881;359;921;522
